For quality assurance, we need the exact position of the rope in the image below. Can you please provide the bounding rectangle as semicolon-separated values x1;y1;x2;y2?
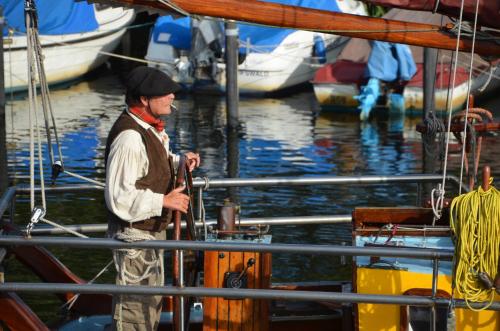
26;5;37;212
40;218;88;238
22;0;103;191
7;29;17;182
63;169;105;187
113;227;164;331
157;0;191;17
32;42;46;211
477;66;496;93
113;227;164;285
4;22;176;70
448;19;500;42
62;259;114;311
33;28;55;166
457;0;480;195
434;0;467;220
450;179;500;310
433;0;441;13
421;111;446;167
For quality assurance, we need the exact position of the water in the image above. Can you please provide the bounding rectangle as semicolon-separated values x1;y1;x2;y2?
4;71;500;323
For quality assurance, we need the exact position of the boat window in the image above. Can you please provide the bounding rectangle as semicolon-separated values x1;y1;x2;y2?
406;306;448;331
400;288;451;331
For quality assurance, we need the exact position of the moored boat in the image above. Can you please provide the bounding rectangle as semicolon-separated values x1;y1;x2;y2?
313;60;471;114
311;8;494;116
2;0;135;93
145;0;367;94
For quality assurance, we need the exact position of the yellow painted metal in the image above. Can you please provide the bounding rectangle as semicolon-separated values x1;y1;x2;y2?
356;268;499;331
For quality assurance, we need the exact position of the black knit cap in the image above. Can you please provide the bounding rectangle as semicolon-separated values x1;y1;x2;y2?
125;66;181;97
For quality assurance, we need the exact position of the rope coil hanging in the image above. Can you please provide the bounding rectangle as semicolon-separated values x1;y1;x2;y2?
450;176;500;311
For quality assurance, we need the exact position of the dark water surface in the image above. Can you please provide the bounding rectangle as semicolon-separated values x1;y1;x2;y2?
4;72;500;323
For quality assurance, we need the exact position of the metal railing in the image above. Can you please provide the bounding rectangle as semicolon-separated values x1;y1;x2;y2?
0;236;455;259
2;173;495;328
2;173;466;232
9;173;465;191
29;215;353;235
0;236;498;311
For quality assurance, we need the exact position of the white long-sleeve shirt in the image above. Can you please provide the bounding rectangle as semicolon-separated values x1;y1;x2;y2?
105;110;179;223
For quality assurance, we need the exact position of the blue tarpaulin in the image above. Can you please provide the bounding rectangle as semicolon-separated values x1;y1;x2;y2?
153;0;342;52
365;41;417;82
1;0;98;36
152;16;192;50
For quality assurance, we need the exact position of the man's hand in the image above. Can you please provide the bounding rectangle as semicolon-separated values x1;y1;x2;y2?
184;152;200;172
163;186;190;213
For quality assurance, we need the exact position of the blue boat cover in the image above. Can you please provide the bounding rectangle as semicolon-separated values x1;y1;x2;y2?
365;41;417;82
152;16;192;50
153;0;342;52
1;0;98;36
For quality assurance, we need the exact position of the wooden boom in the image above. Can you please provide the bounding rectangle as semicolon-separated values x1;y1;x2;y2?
105;0;500;57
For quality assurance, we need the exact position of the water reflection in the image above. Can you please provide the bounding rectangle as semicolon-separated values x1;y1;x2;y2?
5;71;500;285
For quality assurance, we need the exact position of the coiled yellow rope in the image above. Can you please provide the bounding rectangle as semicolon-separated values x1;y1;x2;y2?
450;178;500;311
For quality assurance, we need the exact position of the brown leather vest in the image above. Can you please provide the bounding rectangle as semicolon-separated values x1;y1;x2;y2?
105;111;175;232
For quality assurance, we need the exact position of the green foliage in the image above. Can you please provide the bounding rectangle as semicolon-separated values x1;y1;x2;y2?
366;4;388;18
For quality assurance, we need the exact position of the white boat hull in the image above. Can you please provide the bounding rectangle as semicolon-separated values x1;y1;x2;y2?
3;7;135;93
214;32;338;94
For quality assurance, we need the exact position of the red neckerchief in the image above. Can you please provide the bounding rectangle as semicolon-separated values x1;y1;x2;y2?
129;106;165;133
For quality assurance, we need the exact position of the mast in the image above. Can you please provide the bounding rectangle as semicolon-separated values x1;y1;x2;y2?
113;0;500;56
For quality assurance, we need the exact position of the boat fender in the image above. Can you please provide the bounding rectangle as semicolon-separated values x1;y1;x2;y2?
388;93;405;115
313;34;326;64
51;160;63;185
478;271;495;290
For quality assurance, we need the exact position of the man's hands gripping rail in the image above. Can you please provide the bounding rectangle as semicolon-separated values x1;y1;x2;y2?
163;152;201;213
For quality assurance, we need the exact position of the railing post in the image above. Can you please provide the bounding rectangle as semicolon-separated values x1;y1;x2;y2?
0;242;5;283
0;6;8;197
341;282;353;331
197;187;203;223
179;249;185;331
430;257;439;331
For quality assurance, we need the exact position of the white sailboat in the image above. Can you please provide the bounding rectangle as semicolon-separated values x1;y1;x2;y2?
2;1;134;92
145;0;367;94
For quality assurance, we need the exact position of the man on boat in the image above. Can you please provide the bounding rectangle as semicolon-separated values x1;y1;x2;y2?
104;66;200;331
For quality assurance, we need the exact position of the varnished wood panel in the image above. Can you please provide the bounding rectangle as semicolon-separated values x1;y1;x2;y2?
217;251;230;331
203;250;271;331
228;252;244;331
113;0;500;56
260;253;271;331
241;251;255;331
353;207;449;228
203;251;219;331
0;292;49;331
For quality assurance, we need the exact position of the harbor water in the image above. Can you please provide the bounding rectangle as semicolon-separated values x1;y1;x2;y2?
4;70;500;323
